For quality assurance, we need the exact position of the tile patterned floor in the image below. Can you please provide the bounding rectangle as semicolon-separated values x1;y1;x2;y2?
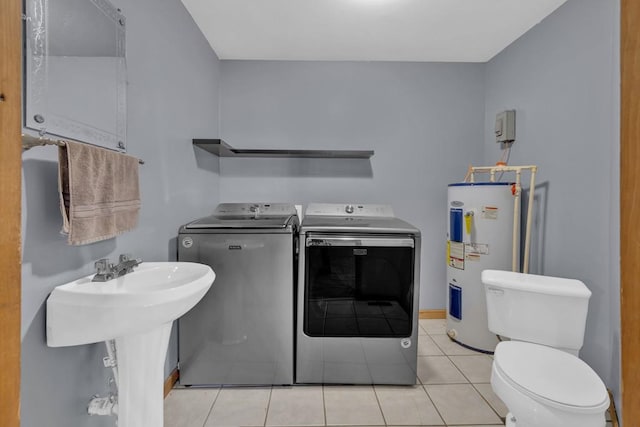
165;319;614;427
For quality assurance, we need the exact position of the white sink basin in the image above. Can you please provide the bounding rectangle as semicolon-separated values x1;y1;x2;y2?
46;261;215;427
47;262;215;347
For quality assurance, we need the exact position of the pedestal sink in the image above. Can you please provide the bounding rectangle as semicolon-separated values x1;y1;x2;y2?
46;262;215;427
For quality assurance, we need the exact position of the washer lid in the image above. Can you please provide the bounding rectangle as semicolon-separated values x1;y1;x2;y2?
185;215;295;229
494;341;609;410
185;203;297;229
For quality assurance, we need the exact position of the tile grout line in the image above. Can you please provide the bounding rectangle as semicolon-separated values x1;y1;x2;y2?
425;325;473;426
202;387;222;427
322;385;327;426
426;321;505;426
427;329;473;386
427;325;485;385
263;386;273;427
427;325;506;426
371;385;389;426
470;382;507;423
445;353;479;385
419;383;447;427
425;323;501;426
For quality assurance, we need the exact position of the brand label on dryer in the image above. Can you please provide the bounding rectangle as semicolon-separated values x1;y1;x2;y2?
400;338;411;349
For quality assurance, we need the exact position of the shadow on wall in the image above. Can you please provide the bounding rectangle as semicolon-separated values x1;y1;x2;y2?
168;236;178;262
220;157;374;178
521;180;549;275
22;159;115;277
194;145;221;174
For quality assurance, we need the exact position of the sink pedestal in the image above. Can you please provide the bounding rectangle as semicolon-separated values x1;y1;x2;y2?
116;322;173;427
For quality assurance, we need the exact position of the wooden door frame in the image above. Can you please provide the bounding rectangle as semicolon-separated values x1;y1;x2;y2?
621;0;639;424
0;0;23;425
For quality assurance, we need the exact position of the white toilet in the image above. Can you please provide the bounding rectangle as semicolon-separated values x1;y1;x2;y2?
481;269;610;427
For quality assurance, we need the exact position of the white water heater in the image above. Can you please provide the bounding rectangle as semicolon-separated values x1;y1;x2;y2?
446;182;520;353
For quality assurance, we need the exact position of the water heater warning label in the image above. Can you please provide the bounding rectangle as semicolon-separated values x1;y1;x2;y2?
465;243;489;255
448;241;465;269
482;206;499;220
465;253;481;262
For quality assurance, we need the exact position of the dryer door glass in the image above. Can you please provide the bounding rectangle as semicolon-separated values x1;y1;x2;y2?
304;236;415;338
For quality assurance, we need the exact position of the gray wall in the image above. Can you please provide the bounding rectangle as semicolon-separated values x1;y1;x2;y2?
218;61;486;309
483;0;621;413
20;0;221;425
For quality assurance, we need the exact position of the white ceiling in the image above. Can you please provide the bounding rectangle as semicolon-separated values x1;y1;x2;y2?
180;0;568;63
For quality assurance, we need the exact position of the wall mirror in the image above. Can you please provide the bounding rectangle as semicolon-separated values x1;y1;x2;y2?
24;0;127;151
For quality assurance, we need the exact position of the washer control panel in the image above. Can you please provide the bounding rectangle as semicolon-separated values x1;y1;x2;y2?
214;203;297;217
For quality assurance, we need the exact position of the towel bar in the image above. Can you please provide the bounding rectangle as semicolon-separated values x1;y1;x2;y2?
21;135;145;165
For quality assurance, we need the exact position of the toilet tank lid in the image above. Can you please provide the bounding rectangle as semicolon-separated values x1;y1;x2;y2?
481;270;592;298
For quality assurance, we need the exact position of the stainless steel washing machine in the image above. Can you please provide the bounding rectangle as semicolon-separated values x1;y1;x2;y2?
296;203;421;385
177;203;298;386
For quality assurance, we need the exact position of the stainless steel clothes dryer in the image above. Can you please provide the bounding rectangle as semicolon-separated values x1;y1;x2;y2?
296;203;421;385
177;203;298;386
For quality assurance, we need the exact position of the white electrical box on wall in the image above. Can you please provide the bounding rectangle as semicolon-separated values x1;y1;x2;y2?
495;110;516;143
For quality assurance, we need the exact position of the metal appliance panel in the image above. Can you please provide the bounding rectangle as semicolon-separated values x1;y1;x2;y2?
296;226;421;385
306;236;415;248
296;336;418;384
178;231;295;385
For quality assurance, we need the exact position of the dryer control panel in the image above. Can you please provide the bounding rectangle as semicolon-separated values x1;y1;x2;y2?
305;203;395;217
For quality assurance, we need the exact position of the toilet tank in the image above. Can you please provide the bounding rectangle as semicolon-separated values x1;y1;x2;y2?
481;270;592;354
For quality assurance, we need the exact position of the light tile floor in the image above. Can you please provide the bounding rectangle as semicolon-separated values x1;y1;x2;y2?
165;319;614;427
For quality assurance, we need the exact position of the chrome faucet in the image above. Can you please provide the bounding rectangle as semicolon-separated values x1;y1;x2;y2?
92;254;142;282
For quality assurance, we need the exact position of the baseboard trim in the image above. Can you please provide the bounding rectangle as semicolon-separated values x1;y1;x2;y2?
164;368;179;397
419;309;446;319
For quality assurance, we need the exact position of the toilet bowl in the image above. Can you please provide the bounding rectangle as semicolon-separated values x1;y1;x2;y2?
492;341;609;427
481;270;610;427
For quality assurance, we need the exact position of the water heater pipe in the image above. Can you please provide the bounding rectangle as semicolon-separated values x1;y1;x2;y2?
105;339;119;389
522;168;537;273
512;170;522;272
467;165;538;274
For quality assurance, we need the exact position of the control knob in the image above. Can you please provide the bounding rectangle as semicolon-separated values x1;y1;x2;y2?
345;205;355;214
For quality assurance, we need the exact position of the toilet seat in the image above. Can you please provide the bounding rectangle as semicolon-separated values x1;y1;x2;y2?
493;341;609;414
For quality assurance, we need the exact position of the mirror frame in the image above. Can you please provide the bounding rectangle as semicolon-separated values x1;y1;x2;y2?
23;0;127;151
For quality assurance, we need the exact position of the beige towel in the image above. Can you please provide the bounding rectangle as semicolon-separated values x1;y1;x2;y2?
58;141;141;245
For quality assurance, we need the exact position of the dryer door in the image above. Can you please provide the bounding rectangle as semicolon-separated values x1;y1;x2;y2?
304;235;415;338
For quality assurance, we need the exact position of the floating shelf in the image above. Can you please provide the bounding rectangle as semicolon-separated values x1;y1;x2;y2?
193;139;374;159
